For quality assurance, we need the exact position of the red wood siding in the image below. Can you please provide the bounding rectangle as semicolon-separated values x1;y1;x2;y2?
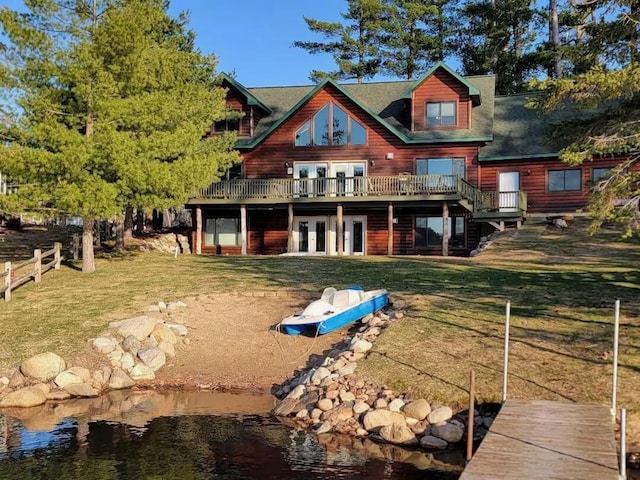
240;84;480;184
412;70;471;131
479;157;628;213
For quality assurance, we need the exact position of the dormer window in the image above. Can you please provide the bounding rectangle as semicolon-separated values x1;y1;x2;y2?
426;101;456;126
295;103;367;146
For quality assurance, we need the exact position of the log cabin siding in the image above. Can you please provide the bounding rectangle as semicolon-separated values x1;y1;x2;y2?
479;157;626;213
412;70;471;131
240;85;480;182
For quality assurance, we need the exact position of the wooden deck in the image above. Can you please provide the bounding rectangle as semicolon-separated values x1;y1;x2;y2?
460;399;619;480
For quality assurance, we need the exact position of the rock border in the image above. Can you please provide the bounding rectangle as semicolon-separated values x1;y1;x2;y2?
0;301;190;409
273;308;496;451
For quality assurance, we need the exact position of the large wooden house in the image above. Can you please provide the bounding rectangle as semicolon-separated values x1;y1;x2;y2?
186;62;626;256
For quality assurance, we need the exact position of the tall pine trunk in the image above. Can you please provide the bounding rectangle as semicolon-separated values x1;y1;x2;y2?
82;216;96;273
115;213;125;250
124;206;134;242
135;207;144;236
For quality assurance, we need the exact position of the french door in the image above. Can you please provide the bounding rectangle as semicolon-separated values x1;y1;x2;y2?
294;163;327;197
330;162;366;196
292;215;366;255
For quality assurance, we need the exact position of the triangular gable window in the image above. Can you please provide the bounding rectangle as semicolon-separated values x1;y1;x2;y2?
295;103;366;146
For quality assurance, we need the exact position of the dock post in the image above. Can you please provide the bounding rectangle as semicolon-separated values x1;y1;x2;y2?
620;408;626;480
502;300;511;403
612;299;620;416
466;370;475;463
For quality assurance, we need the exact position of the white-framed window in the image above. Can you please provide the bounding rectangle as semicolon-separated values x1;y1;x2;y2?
426;101;456;126
548;169;581;192
294;103;367;146
416;158;465;176
204;218;240;246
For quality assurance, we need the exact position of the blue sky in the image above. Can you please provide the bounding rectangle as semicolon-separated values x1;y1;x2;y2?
2;0;351;87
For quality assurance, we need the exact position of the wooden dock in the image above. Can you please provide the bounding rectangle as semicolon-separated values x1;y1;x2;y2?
460;399;620;480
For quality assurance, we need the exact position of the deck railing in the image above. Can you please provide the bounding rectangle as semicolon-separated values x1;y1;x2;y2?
197;175;526;214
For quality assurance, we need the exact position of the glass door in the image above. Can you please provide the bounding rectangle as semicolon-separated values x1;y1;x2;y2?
330;162;366;196
294;163;327;197
329;216;366;255
499;171;520;212
294;217;327;254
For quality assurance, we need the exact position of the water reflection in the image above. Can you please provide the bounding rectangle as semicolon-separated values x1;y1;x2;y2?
0;390;462;479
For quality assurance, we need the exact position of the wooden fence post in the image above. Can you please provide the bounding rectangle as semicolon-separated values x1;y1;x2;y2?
467;369;476;463
34;249;42;283
4;261;11;301
54;242;62;270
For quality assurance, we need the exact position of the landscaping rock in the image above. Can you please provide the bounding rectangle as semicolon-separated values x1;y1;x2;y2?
352;340;373;354
339;391;356;402
158;341;176;359
420;435;449;450
431;421;464;443
403;399;431;421
137;346;166;371
46;389;72;401
379;424;418;446
0;386;47;408
166;323;189;336
323;401;354;424
362;410;406;432
129;364;155;381
121;352;135;371
286;385;306;400
108;368;135;390
20;352;66;382
64;383;100;398
92;337;118;354
353;401;370;415
151;324;177;345
427;406;453;424
122;335;143;355
317;398;334;411
311;367;331;384
274;397;298;416
388;398;405;412
110;316;157;341
314;421;332;435
54;370;85;389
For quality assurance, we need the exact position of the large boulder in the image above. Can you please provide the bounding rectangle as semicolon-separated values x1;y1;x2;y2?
363;409;406;432
427;405;453;424
403;399;431;421
431;421;464;443
165;323;189;337
151;324;177;345
110;316;158;341
137;346;166;371
54;370;85;389
122;335;143;355
64;383;100;398
420;435;449;450
323;401;354;424
379;424;418;446
92;337;118;354
20;352;66;382
130;364;155;381
108;368;135;390
0;386;47;408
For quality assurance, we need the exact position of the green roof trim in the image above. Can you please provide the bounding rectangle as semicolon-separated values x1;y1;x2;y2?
400;62;480;100
480;152;561;162
219;73;272;114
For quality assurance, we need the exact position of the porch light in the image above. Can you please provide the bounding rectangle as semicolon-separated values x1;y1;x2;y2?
385;152;394;160
370;159;376;167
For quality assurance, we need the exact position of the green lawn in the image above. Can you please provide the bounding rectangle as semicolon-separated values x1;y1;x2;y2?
0;218;638;446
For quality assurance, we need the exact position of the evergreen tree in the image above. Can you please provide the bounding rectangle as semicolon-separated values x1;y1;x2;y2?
293;0;387;83
0;0;240;273
381;0;458;80
456;0;543;94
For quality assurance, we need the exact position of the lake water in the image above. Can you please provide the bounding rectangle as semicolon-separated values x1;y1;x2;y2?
0;390;463;479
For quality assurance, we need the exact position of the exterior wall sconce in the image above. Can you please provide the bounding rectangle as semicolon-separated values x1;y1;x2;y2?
370;159;376;167
526;169;531;175
284;162;291;168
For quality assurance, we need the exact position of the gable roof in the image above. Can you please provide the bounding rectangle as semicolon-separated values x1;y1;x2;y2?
219;73;272;114
235;72;496;149
400;62;481;105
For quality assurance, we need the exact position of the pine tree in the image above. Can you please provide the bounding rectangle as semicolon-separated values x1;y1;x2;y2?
456;0;543;94
381;0;458;80
0;0;240;272
293;0;387;83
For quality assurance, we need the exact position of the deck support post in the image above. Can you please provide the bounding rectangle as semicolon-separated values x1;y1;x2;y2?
287;203;294;253
337;203;344;256
442;201;449;257
612;299;620;416
502;300;511;403
387;203;394;256
240;204;247;256
195;207;202;255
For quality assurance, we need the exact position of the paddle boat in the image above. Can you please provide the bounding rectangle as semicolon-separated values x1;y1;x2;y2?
278;286;389;335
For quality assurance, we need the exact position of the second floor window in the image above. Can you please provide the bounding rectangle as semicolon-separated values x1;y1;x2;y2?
212;117;240;134
295;103;367;146
426;101;456;126
416;158;464;177
548;169;581;192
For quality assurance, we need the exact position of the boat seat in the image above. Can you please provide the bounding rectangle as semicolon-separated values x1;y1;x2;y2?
320;287;337;304
332;289;361;309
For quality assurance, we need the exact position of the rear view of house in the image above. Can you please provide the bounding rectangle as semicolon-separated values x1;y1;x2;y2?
187;62;628;256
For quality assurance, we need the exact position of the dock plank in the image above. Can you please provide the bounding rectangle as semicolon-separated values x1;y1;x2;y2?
460;399;619;480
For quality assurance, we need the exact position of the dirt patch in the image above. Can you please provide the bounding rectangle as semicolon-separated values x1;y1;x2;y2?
128;293;350;392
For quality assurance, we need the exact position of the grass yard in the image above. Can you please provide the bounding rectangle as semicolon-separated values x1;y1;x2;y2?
0;218;638;446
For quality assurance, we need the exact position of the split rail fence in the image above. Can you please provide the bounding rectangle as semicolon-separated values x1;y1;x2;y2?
1;242;62;301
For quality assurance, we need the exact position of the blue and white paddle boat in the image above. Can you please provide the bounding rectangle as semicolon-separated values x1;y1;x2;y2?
278;286;389;335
